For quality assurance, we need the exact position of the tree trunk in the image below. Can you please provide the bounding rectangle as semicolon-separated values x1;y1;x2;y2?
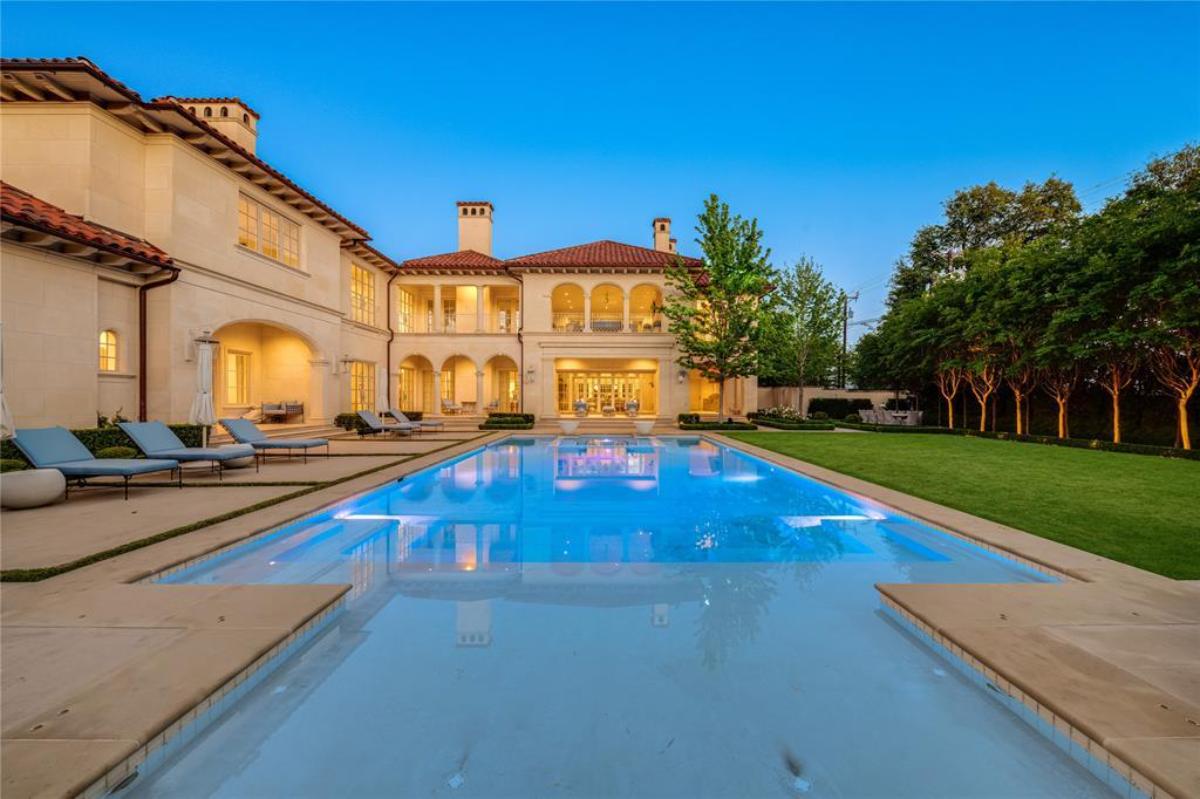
1013;391;1024;436
1056;397;1068;439
1179;398;1192;450
1112;385;1121;444
797;384;806;417
945;397;955;429
977;395;987;432
718;379;727;422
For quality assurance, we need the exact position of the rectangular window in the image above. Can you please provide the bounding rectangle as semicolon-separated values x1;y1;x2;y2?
399;367;416;408
396;288;415;333
238;194;301;268
98;330;118;372
350;361;375;412
351;264;376;325
440;367;456;402
226;351;250;405
237;196;258;250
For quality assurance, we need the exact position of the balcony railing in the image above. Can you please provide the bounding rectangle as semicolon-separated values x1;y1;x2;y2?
552;312;585;332
590;314;624;333
630;316;664;334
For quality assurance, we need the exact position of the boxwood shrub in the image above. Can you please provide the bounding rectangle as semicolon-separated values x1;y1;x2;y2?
95;446;139;459
678;421;759;431
0;459;28;473
480;412;536;430
752;419;836;431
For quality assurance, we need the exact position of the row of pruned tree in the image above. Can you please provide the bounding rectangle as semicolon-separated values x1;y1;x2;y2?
852;145;1199;448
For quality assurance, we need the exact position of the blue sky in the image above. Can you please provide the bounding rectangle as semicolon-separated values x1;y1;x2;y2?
4;2;1197;324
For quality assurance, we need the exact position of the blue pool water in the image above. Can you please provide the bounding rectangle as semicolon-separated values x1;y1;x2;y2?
130;437;1115;797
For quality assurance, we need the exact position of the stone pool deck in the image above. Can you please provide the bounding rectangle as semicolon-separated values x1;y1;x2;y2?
716;434;1200;799
1;430;1196;798
1;431;498;798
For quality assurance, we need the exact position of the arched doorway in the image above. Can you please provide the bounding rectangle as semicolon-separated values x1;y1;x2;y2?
212;321;315;422
398;355;435;413
484;355;520;413
439;355;478;415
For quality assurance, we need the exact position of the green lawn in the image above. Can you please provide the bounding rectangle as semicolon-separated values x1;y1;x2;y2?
725;432;1200;580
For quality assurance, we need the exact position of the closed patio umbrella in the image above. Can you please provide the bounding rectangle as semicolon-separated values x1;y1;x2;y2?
0;323;14;441
189;337;218;447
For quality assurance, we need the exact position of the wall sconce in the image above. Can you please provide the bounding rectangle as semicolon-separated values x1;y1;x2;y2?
525;367;537;384
677;370;688;384
338;354;353;375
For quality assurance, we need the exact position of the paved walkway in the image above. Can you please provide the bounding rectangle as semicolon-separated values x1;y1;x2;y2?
716;433;1200;799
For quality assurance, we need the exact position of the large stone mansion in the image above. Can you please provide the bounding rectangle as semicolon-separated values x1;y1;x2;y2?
0;58;756;428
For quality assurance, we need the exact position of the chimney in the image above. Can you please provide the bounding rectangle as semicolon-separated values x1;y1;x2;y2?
457;201;493;256
177;98;259;154
653;217;672;253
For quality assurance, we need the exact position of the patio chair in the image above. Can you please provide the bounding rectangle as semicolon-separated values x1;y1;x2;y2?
442;399;462;415
283;401;304;421
261;402;287;422
11;426;181;500
356;410;415;437
118;421;258;477
220;418;330;463
386;408;444;433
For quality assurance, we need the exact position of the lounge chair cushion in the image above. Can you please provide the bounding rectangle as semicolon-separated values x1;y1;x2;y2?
51;458;179;477
11;426;94;467
118;421;186;455
221;418;268;443
151;446;255;462
249;438;328;450
359;410;414;432
386;409;441;428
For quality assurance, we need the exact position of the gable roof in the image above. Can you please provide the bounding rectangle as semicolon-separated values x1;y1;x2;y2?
507;240;700;270
401;249;507;273
1;181;175;270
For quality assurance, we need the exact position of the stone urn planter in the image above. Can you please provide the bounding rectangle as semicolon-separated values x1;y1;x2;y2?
1;468;66;509
633;420;655;436
559;420;581;435
218;444;256;469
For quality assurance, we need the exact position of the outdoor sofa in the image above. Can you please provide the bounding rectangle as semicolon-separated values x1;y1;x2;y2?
11;426;180;499
119;421;258;477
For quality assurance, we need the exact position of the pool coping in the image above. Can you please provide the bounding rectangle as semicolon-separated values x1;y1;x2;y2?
711;433;1199;799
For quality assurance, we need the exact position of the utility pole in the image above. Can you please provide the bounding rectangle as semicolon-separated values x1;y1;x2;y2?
840;291;859;388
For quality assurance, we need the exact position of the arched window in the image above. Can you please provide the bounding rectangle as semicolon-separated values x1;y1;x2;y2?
220;106;229;117
462;208;469;216
188;106;196;115
242;113;249;123
98;330;118;372
203;107;213;118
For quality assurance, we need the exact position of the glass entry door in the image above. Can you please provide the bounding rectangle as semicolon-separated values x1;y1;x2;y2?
556;370;657;415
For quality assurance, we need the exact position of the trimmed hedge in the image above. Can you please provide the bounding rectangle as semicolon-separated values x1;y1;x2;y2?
95;446;138;459
808;398;874;419
335;410;425;431
832;422;1200;460
0;459;27;473
0;424;205;465
480;412;536;431
752;419;836;431
679;422;759;431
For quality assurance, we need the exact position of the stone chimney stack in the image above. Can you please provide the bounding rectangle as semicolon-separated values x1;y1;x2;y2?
177;99;259;154
653;217;673;253
457;201;494;256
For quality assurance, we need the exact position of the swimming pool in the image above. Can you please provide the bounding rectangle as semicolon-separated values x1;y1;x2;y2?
129;436;1116;797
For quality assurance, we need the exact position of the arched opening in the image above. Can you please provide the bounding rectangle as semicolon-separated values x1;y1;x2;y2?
398;354;434;413
688;370;723;415
483;355;520;413
212;321;315;423
550;284;584;332
439;355;478;415
630;284;664;333
203;107;212;118
220;106;229;117
589;283;624;333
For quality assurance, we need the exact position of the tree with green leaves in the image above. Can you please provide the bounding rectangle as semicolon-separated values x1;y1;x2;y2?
761;256;843;412
663;194;774;418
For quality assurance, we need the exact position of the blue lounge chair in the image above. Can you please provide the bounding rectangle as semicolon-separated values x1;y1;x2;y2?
220;419;329;463
357;410;414;437
11;426;180;500
118;421;258;478
385;408;444;433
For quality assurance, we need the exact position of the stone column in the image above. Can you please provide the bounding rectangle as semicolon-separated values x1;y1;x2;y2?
583;291;592;332
433;285;444;333
431;370;442;416
476;370;485;415
658;357;671;418
308;358;330;423
476;285;486;332
623;294;631;333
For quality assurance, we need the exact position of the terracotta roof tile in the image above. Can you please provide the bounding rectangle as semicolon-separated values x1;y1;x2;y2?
401;250;506;270
1;181;174;268
507;240;699;269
